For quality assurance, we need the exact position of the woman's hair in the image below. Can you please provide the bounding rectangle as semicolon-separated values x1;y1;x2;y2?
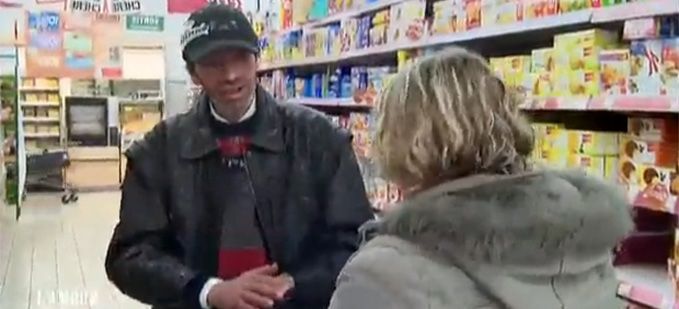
373;47;534;189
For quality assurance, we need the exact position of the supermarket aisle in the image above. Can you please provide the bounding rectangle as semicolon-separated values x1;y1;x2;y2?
0;192;147;309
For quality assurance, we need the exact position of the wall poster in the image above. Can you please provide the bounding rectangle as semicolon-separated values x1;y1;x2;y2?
25;11;63;77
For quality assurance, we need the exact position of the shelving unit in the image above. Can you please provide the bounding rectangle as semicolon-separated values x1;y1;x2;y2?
19;77;63;153
256;0;679;307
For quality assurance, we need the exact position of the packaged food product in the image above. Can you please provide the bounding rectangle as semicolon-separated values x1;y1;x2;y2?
568;69;600;97
630;39;664;95
555;29;618;71
568;154;607;179
661;38;679;96
531;48;555;73
466;0;482;29
628;117;679;143
568;131;620;155
620;137;678;168
629;164;677;213
600;49;631;95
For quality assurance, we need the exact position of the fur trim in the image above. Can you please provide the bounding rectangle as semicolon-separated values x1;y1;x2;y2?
380;170;633;271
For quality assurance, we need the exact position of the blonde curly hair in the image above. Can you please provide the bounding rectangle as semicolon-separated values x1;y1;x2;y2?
374;47;534;190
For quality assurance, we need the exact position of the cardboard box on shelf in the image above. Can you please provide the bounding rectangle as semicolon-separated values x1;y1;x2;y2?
495;0;522;25
628;164;678;214
531;48;555;73
465;0;482;29
628;117;679;143
568;69;601;96
567;154;607;178
554;29;619;72
568;130;620;155
630;39;664;95
661;38;679;96
524;0;558;20
620;137;678;168
600;49;631;95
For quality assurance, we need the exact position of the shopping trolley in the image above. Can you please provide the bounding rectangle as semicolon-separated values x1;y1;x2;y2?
25;150;78;204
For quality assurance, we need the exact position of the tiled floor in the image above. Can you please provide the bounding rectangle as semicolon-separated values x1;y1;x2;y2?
0;191;147;309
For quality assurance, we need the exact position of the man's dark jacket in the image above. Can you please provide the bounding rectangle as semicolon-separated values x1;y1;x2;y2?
104;87;373;309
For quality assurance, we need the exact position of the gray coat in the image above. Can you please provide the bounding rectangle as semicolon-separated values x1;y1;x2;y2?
329;170;633;309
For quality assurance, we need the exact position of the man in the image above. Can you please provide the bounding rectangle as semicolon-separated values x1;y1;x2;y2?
104;4;373;309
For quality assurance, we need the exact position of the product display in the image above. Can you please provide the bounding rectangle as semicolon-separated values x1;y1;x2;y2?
19;77;62;152
255;0;679;306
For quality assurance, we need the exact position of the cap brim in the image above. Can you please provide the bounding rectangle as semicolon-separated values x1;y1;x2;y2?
186;40;259;62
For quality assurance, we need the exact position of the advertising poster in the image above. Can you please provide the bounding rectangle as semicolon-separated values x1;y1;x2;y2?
62;12;95;78
25;11;64;77
93;14;122;79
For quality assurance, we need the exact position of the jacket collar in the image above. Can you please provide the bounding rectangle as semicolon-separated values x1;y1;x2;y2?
379;170;633;273
180;86;285;159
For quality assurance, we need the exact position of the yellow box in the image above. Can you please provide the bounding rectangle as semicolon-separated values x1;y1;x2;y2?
568;130;619;155
495;0;521;25
604;156;620;181
600;49;631;95
542;125;569;151
504;55;532;88
554;29;618;71
551;68;571;97
531;72;554;97
568;69;601;97
490;57;507;78
568;154;606;178
531;48;555;73
538;148;569;168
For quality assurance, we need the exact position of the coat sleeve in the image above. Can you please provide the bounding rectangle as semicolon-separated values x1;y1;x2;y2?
288;128;373;307
104;123;205;308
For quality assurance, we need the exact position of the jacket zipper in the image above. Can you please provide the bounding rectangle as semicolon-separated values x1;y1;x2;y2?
242;151;275;263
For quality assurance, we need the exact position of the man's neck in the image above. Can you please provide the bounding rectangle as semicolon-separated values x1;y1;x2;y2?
211;92;255;123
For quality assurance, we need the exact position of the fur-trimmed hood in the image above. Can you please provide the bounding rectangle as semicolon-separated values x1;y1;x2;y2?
379;170;633;275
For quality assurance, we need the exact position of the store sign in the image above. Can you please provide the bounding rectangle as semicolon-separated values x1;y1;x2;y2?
109;0;142;14
66;0;105;13
126;15;164;32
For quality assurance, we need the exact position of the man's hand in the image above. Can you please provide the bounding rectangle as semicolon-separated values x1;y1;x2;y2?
207;264;294;309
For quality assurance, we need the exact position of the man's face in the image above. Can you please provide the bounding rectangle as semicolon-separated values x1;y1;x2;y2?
191;48;257;106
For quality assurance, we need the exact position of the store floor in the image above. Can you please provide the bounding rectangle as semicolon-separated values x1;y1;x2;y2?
0;191;147;309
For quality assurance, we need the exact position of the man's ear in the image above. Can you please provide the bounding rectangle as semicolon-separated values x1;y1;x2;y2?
190;73;202;87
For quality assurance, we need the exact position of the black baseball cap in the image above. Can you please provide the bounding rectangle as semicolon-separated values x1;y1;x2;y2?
181;3;259;63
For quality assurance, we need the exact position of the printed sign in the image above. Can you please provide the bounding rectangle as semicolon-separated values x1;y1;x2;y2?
66;0;105;13
25;11;63;77
126;15;164;32
109;0;142;14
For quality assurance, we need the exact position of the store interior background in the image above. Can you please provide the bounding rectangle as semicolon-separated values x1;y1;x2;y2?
0;0;678;308
1;0;261;117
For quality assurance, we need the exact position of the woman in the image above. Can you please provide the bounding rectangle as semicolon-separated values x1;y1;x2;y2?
328;48;633;309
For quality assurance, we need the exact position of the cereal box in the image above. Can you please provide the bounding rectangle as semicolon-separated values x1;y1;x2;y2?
620;136;678;168
568;131;620;155
630;39;664;95
629;165;677;214
661;38;679;96
531;48;555;73
568;69;601;97
628;117;679;143
567;154;606;178
600;49;631;95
